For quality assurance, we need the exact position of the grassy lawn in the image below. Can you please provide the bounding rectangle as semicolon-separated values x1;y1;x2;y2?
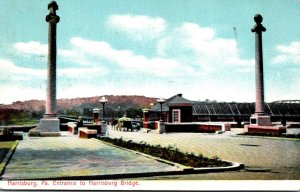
99;137;231;168
0;141;17;162
7;119;39;125
0;141;18;174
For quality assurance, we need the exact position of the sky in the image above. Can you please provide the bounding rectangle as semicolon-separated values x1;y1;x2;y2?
0;0;299;104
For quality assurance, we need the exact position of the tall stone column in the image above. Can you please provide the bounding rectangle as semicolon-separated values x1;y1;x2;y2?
45;1;60;117
249;14;271;126
251;14;266;115
244;14;286;135
29;1;61;136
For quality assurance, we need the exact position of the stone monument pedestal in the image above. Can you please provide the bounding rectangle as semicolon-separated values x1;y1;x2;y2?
244;114;286;136
244;124;286;136
29;117;61;137
250;114;272;126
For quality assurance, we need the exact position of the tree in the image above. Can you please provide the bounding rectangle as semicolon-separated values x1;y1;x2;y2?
126;108;143;119
82;108;93;117
65;109;80;117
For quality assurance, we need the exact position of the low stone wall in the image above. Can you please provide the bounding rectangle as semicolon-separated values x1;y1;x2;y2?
0;125;37;133
196;124;222;132
78;128;97;139
0;132;23;141
244;125;286;136
165;122;230;133
67;122;102;135
143;121;156;130
85;124;102;134
67;122;78;134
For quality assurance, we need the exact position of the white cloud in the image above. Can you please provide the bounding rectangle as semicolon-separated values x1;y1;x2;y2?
69;37;183;77
59;48;104;66
13;40;109;75
0;59;46;81
107;14;166;40
157;22;253;73
272;41;300;64
14;41;47;56
0;59;111;103
58;67;107;78
0;84;45;104
14;41;91;66
5;19;260;103
178;23;215;41
0;60;46;104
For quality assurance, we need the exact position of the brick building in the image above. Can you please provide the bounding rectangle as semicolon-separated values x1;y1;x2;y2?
149;94;194;123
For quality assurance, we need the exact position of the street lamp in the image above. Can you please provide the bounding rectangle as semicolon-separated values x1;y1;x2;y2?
157;98;165;121
99;96;108;122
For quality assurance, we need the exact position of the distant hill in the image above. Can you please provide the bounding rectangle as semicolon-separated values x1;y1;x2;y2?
0;95;157;113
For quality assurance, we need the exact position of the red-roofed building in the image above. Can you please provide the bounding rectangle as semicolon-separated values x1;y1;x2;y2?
148;94;194;123
145;94;231;133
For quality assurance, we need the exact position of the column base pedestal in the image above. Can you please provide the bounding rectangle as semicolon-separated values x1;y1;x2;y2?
29;117;61;137
250;114;272;126
244;125;286;136
244;114;286;135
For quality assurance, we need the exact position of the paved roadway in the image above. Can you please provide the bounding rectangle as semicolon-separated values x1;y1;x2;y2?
107;128;300;180
2;132;181;180
2;127;299;180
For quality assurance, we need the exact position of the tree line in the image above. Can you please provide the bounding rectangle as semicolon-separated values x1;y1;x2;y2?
0;106;143;125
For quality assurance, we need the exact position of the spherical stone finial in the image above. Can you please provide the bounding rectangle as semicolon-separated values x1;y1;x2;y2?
254;14;263;24
48;1;59;12
251;14;266;33
46;1;59;23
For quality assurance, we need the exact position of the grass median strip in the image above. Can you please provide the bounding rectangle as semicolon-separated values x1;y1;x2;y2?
98;137;231;168
0;141;19;175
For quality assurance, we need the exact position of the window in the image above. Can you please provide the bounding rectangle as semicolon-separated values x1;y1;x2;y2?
172;109;181;123
250;117;257;125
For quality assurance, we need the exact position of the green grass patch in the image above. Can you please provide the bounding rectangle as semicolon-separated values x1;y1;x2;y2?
0;141;18;163
8;119;39;125
99;137;231;168
0;141;18;175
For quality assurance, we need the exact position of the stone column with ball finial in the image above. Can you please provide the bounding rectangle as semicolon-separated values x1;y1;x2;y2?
29;1;61;136
244;14;286;135
249;14;272;126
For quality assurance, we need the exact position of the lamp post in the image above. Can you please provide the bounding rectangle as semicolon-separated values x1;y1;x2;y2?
157;98;165;121
99;96;108;122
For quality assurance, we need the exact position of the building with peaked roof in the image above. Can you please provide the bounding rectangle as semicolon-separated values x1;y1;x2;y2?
145;94;300;133
149;94;300;122
149;94;194;123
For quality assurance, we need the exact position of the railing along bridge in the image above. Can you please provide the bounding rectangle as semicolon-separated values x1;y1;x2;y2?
192;100;300;122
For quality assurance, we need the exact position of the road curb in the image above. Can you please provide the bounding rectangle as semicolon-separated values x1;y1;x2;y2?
233;134;300;141
193;161;244;173
0;140;19;178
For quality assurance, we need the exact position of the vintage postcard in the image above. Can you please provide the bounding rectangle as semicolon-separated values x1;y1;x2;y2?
0;0;299;191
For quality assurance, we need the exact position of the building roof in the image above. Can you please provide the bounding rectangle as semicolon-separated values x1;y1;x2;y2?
149;94;194;112
168;94;194;106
